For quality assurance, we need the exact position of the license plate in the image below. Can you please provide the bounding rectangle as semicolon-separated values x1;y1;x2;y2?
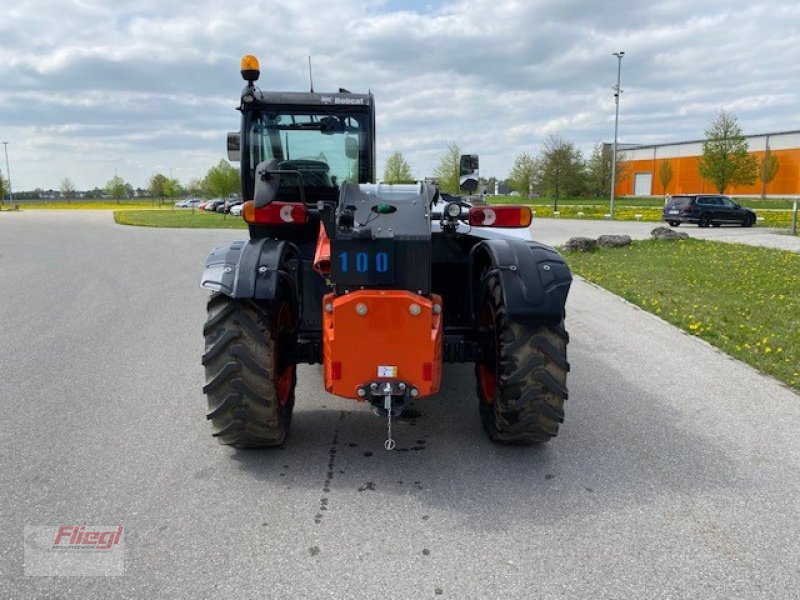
668;210;679;214
331;239;395;286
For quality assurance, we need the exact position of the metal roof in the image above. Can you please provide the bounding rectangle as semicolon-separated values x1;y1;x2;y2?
251;90;372;107
617;129;800;151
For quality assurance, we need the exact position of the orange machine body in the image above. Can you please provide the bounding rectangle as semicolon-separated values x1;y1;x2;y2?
322;290;443;399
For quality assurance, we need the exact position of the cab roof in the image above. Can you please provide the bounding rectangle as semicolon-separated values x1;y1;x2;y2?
247;90;372;108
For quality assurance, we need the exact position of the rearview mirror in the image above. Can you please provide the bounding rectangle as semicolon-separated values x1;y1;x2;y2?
459;154;479;176
254;159;281;207
227;132;241;162
321;116;344;135
459;154;479;193
345;136;359;159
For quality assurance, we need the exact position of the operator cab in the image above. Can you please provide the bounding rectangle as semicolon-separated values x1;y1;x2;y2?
230;56;376;243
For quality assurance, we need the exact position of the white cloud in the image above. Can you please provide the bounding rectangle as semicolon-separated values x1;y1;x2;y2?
0;0;798;190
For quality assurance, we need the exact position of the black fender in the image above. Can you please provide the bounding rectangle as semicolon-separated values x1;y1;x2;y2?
469;239;572;325
200;239;301;301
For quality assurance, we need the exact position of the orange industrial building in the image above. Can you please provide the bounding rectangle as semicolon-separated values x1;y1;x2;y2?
615;130;800;197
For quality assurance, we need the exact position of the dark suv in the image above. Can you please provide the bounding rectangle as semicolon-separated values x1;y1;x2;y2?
663;195;756;228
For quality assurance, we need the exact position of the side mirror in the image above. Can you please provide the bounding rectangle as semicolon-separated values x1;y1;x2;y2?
459;154;479;193
459;154;479;176
227;132;241;162
254;159;281;207
345;136;359;159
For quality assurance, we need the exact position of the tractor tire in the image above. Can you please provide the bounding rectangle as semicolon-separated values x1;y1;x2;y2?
475;274;569;444
202;289;297;448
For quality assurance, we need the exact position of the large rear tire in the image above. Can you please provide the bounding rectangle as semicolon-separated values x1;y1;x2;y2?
475;274;569;444
202;289;297;448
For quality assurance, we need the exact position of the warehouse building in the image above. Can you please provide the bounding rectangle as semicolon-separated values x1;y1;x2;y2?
615;130;800;197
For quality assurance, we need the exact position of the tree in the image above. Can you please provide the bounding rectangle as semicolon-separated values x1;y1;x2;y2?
0;170;7;206
698;109;758;193
658;160;674;196
149;173;183;204
759;147;779;199
382;151;415;184
204;159;240;198
186;178;204;198
149;173;169;199
60;177;76;205
433;142;461;194
507;153;539;199
540;134;585;209
586;143;627;198
105;175;126;202
164;177;183;201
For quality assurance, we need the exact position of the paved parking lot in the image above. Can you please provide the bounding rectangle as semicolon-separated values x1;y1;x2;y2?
1;211;799;599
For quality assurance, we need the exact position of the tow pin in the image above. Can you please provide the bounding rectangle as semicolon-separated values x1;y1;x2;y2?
384;395;396;451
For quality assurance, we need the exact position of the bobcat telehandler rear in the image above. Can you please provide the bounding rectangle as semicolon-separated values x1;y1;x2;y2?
201;55;572;449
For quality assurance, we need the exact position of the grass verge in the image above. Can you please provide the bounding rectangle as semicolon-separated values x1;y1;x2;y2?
114;210;247;229
564;239;800;391
11;201;176;210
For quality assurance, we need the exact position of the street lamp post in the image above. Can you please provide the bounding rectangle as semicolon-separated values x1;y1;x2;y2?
610;51;625;219
2;142;12;207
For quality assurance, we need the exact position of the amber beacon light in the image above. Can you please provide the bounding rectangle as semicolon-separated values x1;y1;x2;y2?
240;55;260;83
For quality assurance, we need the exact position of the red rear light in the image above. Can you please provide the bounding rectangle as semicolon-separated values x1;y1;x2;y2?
422;362;433;381
242;200;308;225
331;361;342;381
469;206;532;228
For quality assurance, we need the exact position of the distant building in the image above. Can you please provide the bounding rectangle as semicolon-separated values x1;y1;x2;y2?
614;130;800;197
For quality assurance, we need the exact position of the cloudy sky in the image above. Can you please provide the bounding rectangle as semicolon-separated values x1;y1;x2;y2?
2;0;799;191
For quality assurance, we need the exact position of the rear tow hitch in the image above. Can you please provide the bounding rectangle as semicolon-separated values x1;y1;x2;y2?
362;380;415;451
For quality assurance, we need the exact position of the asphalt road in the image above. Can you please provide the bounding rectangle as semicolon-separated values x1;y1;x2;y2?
2;211;799;599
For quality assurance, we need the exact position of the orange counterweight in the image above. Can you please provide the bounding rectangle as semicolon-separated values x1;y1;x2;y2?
322;290;442;399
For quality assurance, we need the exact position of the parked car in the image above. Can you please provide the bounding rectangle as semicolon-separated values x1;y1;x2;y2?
204;199;225;212
175;198;201;208
229;203;244;217
216;200;243;214
663;194;756;228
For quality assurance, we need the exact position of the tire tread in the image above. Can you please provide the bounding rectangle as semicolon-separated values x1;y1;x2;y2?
477;275;570;444
202;294;295;448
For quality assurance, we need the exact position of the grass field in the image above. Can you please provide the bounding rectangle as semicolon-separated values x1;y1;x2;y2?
114;209;247;229
565;239;800;391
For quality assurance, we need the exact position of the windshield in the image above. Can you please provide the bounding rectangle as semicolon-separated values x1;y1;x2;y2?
246;109;369;199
